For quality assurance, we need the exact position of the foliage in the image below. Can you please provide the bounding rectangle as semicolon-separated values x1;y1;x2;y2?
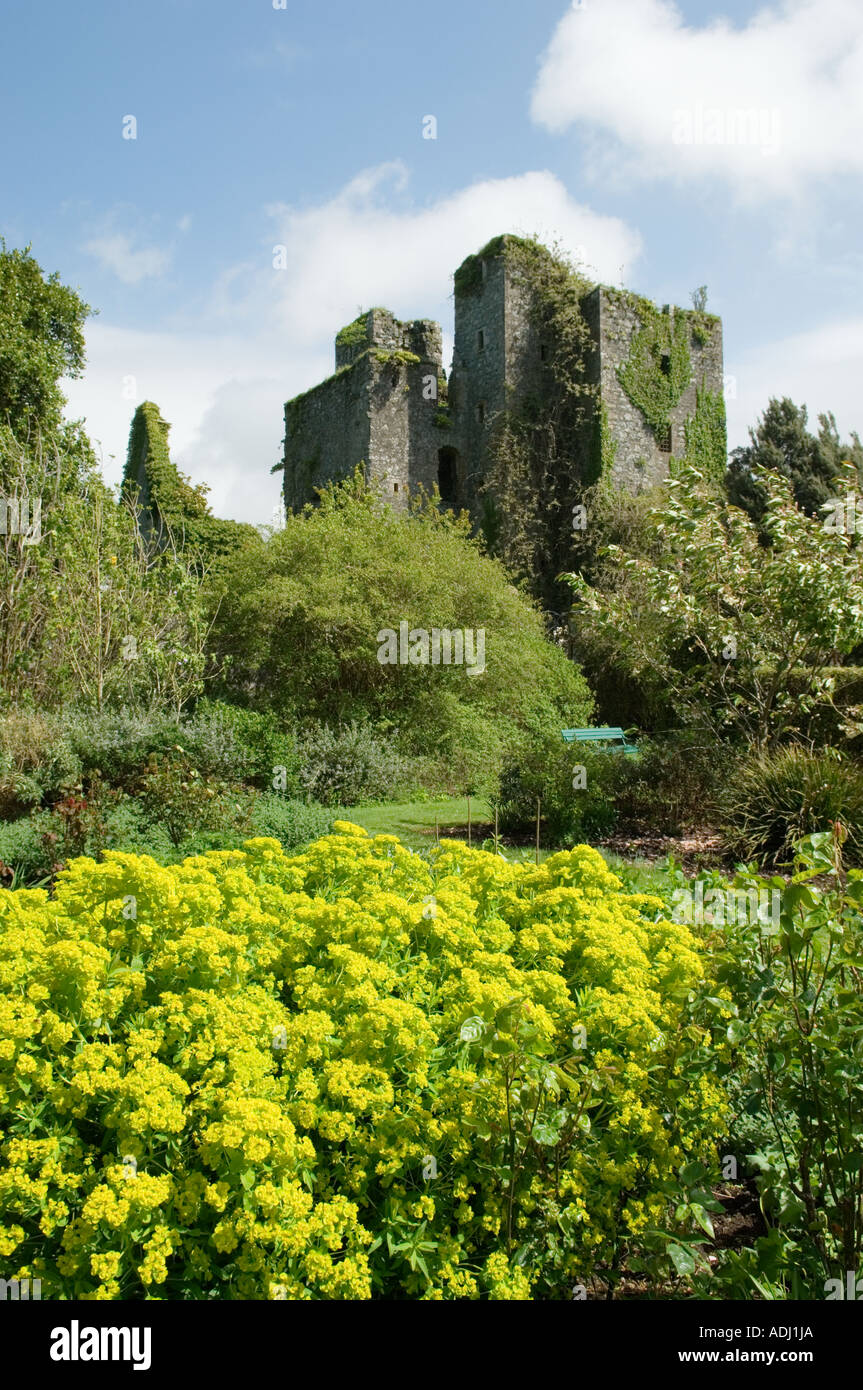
0;428;209;712
726;398;863;524
249;795;334;850
335;313;376;351
497;732;725;844
702;828;863;1295
476;238;597;609
0;241;93;441
496;737;618;845
135;751;253;848
599;734;729;837
565;461;863;750
679;385;727;485
122;402;256;565
206;469;593;775
296;720;410;807
0;709;82;817
0;825;726;1299
719;745;863;867
613;293;692;439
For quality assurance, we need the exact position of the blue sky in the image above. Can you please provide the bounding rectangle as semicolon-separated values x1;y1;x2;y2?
2;0;862;523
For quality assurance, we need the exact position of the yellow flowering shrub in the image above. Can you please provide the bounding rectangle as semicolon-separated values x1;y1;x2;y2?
0;823;726;1298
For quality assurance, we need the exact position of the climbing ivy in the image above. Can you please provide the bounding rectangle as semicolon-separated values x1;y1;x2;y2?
679;384;727;484
477;236;598;611
613;294;692;438
123;402;255;566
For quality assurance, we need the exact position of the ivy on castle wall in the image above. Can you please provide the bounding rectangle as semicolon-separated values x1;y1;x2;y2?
453;235;510;298
123;403;209;527
612;292;692;437
679;385;728;483
478;236;599;611
123;402;254;565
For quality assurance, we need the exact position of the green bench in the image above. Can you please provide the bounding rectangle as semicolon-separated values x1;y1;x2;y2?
561;726;639;756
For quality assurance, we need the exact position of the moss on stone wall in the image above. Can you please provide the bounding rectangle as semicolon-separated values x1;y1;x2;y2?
453;233;536;297
372;349;420;366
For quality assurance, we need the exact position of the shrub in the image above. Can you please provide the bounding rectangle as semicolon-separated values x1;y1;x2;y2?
206;470;594;771
135;752;254;848
496;736;617;845
181;700;301;791
249;794;333;850
62;706;182;790
297;720;409;807
700;829;863;1296
0;826;726;1300
603;734;728;836
0;709;81;816
720;744;863;867
0;811;54;881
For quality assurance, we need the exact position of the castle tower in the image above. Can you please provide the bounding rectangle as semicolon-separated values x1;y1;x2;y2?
281;235;725;548
283;308;442;512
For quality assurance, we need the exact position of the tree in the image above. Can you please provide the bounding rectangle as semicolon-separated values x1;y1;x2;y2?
206;469;593;774
0;426;208;713
564;461;863;750
0;242;93;444
726;397;863;523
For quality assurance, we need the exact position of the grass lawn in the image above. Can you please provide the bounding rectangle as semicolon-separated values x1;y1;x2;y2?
340;797;678;891
341;796;495;852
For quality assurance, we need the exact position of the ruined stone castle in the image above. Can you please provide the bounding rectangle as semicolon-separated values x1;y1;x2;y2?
280;234;724;525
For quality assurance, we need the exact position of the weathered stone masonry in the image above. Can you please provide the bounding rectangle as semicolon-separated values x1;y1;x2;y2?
281;236;724;517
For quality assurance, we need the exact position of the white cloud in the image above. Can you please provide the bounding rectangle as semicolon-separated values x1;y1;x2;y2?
725;315;863;451
82;234;172;284
64;164;642;522
531;0;863;199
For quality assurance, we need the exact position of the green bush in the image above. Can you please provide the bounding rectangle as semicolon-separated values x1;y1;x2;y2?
497;737;617;846
297;721;410;807
0;811;54;881
250;794;334;850
720;745;863;867
701;829;863;1297
206;471;593;774
62;706;182;789
603;734;728;836
182;700;301;791
135;752;254;848
0;709;82;816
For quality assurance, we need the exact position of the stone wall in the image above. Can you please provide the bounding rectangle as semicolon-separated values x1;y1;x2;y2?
589;287;724;493
449;252;508;510
282;240;725;522
284;310;443;512
283;364;371;511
